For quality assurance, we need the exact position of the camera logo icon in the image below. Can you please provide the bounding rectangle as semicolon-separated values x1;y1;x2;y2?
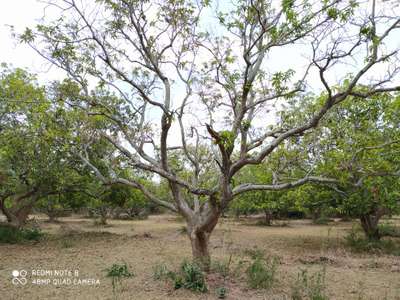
12;270;28;285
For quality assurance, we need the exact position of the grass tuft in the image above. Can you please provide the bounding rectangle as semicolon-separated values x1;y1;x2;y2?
246;256;278;289
291;268;328;300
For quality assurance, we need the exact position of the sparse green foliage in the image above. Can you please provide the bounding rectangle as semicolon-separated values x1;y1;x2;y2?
179;261;208;292
243;247;265;260
178;225;187;235
345;227;400;256
291;268;328;300
246;255;278;289
313;216;331;225
105;262;134;294
211;258;232;278
218;130;235;152
60;238;74;248
153;261;207;293
0;226;42;244
152;263;170;280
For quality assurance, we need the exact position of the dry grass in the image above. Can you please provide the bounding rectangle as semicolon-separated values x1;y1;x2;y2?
0;214;399;300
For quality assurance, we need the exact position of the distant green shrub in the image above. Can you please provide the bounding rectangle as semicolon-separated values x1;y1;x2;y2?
345;229;400;256
313;216;331;225
0;226;42;243
0;226;20;243
21;227;43;241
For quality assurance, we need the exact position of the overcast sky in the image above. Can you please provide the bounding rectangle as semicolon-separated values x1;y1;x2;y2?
0;0;340;86
1;0;399;116
2;1;398;86
0;0;66;81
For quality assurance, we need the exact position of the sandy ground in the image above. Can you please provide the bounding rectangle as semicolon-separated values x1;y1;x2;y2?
0;214;399;300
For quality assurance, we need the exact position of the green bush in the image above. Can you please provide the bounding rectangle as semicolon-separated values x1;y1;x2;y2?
313;216;331;225
105;262;133;293
345;229;400;256
0;226;21;243
21;228;43;241
291;268;328;300
246;256;278;289
345;229;379;250
153;261;207;293
0;226;42;243
180;261;208;292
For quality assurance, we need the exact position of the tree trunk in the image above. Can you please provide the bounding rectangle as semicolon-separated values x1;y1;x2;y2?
97;206;108;225
311;208;321;223
235;209;240;219
113;208;122;219
48;213;58;223
360;214;381;240
0;190;39;228
99;214;107;225
264;209;273;226
6;213;26;228
2;205;32;228
46;205;58;222
0;198;16;224
186;209;220;272
189;229;211;271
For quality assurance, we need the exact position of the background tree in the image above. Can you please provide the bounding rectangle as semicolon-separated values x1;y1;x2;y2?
314;94;400;239
285;184;339;223
21;0;400;269
0;66;84;227
281;90;400;238
233;154;299;225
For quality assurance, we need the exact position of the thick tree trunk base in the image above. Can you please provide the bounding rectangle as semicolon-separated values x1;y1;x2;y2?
190;230;211;272
99;216;107;225
360;215;381;241
4;214;28;229
264;210;273;226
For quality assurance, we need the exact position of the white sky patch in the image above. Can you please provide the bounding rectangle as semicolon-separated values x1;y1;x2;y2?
0;0;66;82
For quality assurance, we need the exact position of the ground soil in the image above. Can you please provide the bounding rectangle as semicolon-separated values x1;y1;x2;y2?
0;214;399;300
